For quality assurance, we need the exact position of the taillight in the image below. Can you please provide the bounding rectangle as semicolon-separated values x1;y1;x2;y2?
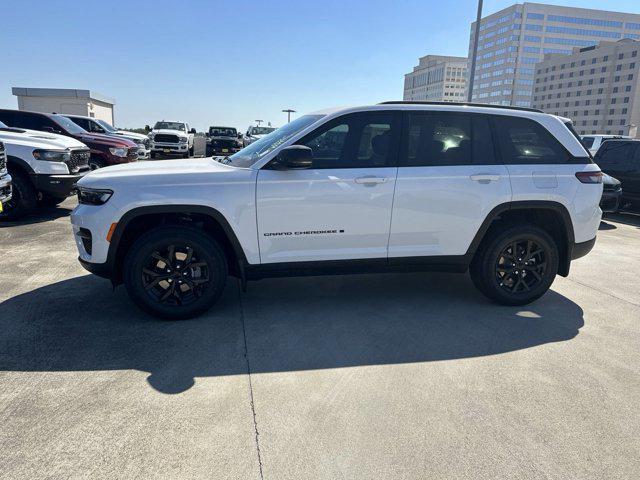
575;171;603;184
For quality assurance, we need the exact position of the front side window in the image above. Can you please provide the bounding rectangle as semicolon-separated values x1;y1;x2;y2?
400;112;497;166
296;112;399;169
493;116;570;164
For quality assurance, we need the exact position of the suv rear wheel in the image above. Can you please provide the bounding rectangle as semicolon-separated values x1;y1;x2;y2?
123;226;228;319
470;225;559;306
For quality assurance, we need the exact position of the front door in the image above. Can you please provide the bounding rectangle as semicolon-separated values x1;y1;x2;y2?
256;111;400;263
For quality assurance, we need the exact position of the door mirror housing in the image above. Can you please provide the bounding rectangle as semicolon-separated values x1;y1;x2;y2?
189;128;197;134
272;145;313;170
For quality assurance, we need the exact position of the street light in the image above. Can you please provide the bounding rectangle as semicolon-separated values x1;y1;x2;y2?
255;119;263;126
282;109;296;123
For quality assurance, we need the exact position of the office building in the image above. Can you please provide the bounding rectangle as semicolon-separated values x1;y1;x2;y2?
532;39;640;138
403;55;468;102
467;3;640;107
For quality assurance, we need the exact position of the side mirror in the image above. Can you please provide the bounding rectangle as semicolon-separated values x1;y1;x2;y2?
189;128;196;134
237;133;243;139
272;145;313;170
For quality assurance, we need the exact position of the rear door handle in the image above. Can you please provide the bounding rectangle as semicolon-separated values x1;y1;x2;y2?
354;175;388;186
470;174;501;184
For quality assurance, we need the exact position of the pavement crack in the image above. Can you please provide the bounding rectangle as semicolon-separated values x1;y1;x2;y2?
238;281;265;480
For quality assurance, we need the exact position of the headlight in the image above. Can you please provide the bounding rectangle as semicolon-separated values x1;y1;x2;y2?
109;147;128;157
178;137;188;143
77;187;113;205
33;149;70;162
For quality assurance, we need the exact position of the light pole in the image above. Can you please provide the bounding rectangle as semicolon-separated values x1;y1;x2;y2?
467;0;484;102
282;109;296;123
255;119;263;126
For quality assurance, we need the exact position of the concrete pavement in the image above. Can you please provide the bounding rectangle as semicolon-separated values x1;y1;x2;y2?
0;198;638;479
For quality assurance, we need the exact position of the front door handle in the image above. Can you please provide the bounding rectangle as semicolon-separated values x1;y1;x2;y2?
354;175;388;186
470;174;501;184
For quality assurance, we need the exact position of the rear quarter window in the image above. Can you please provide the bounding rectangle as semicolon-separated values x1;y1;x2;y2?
493;116;576;164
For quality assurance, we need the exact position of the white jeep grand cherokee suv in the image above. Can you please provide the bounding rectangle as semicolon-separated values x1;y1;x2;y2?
71;103;602;319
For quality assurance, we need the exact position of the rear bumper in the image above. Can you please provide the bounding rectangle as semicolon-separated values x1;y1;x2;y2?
571;237;596;261
32;170;89;197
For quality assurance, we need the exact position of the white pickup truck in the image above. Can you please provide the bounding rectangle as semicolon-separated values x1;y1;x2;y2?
149;121;196;158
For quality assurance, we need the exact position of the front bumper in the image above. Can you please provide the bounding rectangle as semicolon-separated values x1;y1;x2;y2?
151;142;188;155
137;148;151;160
206;145;241;156
600;188;622;213
0;173;12;204
32;170;89;197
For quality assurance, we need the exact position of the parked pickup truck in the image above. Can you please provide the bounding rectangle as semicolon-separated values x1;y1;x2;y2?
0;140;12;214
149;121;196;158
206;126;243;156
65;115;151;159
243;125;276;147
0;119;89;220
72;103;602;319
0;109;138;171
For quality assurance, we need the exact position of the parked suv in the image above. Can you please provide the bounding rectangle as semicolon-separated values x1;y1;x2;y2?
149;121;195;158
0;119;89;219
0;140;12;213
0;109;138;171
580;134;630;156
206;126;242;156
71;103;602;319
65;115;151;159
594;139;640;209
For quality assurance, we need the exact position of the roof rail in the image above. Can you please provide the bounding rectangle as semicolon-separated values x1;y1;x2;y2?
378;101;543;114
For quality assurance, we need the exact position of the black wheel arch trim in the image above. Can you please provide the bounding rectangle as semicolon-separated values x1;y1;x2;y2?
105;204;248;283
7;155;36;176
465;200;576;276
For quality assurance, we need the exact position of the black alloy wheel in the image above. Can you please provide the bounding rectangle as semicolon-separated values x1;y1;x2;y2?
495;239;547;294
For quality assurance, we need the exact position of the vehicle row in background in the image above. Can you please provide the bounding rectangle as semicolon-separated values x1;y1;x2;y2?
243;124;276;147
0;109;138;220
594;139;640;211
206;126;243;156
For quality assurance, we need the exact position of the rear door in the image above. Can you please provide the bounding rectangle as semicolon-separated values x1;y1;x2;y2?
388;111;511;258
256;111;400;263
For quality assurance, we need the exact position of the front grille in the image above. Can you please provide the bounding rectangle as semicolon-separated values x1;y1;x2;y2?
211;139;238;149
0;141;6;173
154;134;179;143
68;149;90;173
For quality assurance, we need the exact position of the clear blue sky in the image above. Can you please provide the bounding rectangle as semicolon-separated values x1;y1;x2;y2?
3;0;640;131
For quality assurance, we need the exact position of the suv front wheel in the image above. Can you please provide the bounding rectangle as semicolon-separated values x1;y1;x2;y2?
123;226;228;319
470;225;559;306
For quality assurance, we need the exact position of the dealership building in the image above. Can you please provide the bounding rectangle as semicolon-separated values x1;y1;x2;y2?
12;87;115;124
403;55;468;102
532;39;640;138
467;3;640;107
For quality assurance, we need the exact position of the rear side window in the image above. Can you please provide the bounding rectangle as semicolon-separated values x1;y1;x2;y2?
493;116;570;164
400;112;498;166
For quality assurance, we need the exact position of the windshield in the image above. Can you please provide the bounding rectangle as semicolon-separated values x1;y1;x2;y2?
250;126;276;136
96;119;117;133
154;122;186;131
223;115;324;168
209;127;237;137
51;114;88;134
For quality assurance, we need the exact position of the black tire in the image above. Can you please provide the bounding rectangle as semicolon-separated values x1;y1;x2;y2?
0;170;37;221
470;224;559;306
123;226;228;319
150;151;157;159
39;195;68;207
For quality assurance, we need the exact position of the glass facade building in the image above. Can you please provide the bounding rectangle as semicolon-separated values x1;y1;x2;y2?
467;3;640;107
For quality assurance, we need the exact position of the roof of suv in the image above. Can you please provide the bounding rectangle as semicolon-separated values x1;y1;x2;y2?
379;101;543;113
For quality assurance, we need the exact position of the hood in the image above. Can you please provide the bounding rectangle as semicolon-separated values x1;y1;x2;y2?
114;130;148;141
77;132;137;147
78;157;237;187
151;128;189;137
0;127;87;149
249;133;269;139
